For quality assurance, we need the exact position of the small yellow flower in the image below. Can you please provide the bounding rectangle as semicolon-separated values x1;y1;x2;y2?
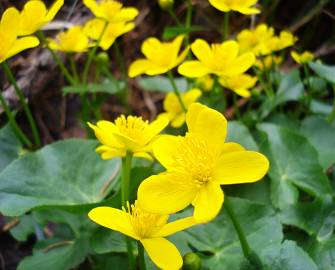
291;51;314;65
0;8;39;63
178;39;255;78
83;0;138;23
254;55;282;70
159;88;202;128
89;201;196;270
18;0;64;36
48;26;92;52
267;31;297;52
195;75;214;92
88;115;169;160
84;18;135;50
208;0;260;14
138;103;269;223
219;74;257;97
128;36;189;77
237;24;275;55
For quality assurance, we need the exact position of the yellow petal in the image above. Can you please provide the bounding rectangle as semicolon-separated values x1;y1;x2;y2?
153;135;183;169
221;142;245;153
116;7;138;22
223;52;255;76
96;145;125;159
192;181;224;223
83;0;101;17
171;35;185;59
185;103;207;132
187;104;228;150
128;59;161;77
171;114;185;128
214;151;269;184
178;61;210;78
88;207;139;240
88;121;121;147
0;7;20;36
183;88;202;107
133;151;153;160
45;0;64;21
236;7;260;15
208;0;230;12
4;36;40;62
191;39;212;63
141;238;183;270
145;117;169;143
141;37;162;59
137;173;197;214
154;217;196;237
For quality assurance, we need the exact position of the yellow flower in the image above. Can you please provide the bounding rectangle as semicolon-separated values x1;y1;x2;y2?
128;36;189;77
195;75;214;92
18;0;64;36
178;39;255;78
291;51;314;65
159;88;202;128
219;74;257;97
48;26;92;52
138;103;269;223
83;0;138;23
208;0;260;14
88;115;169;160
254;55;282;70
267;31;297;52
0;8;40;63
89;201;196;269
84;18;135;50
237;24;275;55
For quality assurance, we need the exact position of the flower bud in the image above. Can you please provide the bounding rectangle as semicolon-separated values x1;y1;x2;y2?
158;0;174;10
96;52;109;65
182;252;202;270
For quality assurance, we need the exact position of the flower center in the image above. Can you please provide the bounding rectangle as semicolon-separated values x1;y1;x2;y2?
172;135;216;188
115;115;149;141
125;201;168;238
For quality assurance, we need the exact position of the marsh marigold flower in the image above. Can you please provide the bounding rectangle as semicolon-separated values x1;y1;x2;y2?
208;0;260;15
128;36;188;78
291;51;314;65
48;26;92;52
138;103;269;223
84;18;135;50
88;115;168;160
267;31;297;52
0;8;39;63
254;55;282;70
159;88;202;128
83;0;138;23
219;74;257;97
89;201;196;269
18;0;64;36
196;75;214;92
178;39;255;78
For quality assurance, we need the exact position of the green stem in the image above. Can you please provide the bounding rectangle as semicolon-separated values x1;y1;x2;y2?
327;86;335;124
82;21;108;84
224;197;263;269
69;53;79;82
233;94;241;120
37;31;77;86
167;71;187;112
1;62;40;147
167;7;183;26
303;64;312;113
185;0;193;50
121;151;136;270
0;91;32;147
259;57;275;97
137;242;147;270
223;12;230;40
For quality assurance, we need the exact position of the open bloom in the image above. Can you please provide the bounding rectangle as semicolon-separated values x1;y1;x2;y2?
267;31;297;52
128;36;188;77
138;103;269;223
0;8;39;63
208;0;260;14
84;18;135;50
83;0;138;23
237;24;275;55
18;0;64;36
219;74;257;97
89;201;196;269
159;88;202;128
178;39;255;78
48;26;92;52
291;51;314;64
88;115;168;160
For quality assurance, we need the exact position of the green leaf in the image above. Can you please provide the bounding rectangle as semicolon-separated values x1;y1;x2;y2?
301;116;335;170
306;236;335;270
257;123;332;209
163;26;204;39
138;76;188;93
18;237;90;270
261;240;318;270
0;139;120;216
10;214;35;241
310;100;333;115
226;121;258;151
0;123;23;172
309;62;335;84
260;70;304;119
175;198;283;270
90;228;126;254
62;80;125;95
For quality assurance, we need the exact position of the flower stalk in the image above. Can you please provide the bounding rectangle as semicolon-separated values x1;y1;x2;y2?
167;71;187;112
137;242;147;270
1;61;41;147
223;12;230;40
